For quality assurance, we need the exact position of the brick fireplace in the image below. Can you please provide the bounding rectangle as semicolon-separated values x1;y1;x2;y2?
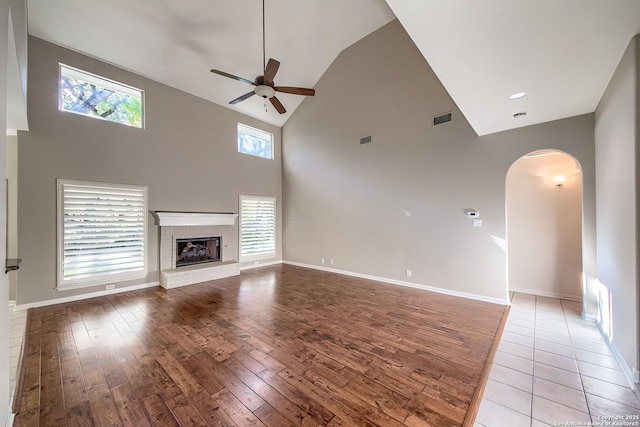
153;212;240;289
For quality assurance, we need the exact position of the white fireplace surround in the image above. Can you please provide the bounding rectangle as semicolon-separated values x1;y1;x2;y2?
153;211;238;227
153;212;241;289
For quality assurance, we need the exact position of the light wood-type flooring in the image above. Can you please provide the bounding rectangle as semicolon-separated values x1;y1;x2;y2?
13;264;507;426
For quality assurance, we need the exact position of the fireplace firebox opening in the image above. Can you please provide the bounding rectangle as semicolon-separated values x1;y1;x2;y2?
176;236;221;268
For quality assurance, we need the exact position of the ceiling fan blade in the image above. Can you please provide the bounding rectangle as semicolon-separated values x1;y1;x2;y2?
263;58;280;84
269;96;286;114
274;87;316;96
230;91;256;104
210;69;255;86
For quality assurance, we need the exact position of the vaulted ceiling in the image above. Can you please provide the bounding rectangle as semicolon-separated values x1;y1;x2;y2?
27;0;640;135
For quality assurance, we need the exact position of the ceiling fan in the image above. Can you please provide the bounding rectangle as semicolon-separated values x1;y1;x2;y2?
210;0;315;114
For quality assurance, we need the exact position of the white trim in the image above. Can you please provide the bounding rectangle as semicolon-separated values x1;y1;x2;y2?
595;321;639;390
239;259;283;271
283;261;509;306
14;281;159;311
153;212;238;227
509;287;582;302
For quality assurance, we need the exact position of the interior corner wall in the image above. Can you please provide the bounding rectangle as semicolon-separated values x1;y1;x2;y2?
282;19;596;303
17;36;282;306
594;35;639;378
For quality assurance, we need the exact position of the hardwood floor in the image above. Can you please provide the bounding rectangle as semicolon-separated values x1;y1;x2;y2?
13;264;507;426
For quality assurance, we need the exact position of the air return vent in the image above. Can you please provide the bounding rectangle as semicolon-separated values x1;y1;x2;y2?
359;135;372;145
433;112;452;126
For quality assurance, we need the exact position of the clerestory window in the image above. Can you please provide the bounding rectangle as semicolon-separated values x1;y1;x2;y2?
59;64;144;128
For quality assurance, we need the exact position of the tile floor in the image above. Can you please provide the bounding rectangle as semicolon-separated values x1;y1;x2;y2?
476;292;640;426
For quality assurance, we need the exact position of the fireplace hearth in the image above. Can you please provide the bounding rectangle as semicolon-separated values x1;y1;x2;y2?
176;236;221;268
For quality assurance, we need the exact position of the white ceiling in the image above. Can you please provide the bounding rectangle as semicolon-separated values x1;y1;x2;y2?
386;0;640;135
26;0;640;134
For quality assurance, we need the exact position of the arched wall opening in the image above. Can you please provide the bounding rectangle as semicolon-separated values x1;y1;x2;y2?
506;150;584;302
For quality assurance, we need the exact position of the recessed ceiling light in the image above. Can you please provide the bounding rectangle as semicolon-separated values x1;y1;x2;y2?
508;92;527;100
513;111;527;119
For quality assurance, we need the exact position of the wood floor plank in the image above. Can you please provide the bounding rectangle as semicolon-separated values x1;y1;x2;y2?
66;401;96;427
164;393;207;426
12;264;506;426
61;357;87;409
111;382;152;427
141;394;179;427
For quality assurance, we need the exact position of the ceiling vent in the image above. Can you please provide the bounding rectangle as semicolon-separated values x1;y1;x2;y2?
433;112;452;126
359;135;372;145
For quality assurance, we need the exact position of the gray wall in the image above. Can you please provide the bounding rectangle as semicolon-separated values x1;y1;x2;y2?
283;20;597;305
17;37;282;305
594;35;639;379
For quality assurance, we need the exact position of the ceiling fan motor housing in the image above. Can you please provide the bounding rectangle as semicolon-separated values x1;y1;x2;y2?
255;85;276;99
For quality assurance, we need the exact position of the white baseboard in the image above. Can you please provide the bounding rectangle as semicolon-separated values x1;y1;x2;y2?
283;261;509;306
595;321;639;391
508;287;582;302
14;281;160;311
239;259;283;271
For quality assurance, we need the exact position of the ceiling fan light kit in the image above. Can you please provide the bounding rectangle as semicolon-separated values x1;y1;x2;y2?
255;85;275;99
209;0;315;114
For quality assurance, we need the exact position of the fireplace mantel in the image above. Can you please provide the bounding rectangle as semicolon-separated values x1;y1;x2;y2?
152;211;238;227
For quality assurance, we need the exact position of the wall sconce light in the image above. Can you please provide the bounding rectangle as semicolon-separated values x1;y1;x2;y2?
552;174;569;187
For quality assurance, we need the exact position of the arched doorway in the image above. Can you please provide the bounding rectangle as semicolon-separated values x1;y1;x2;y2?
506;150;583;301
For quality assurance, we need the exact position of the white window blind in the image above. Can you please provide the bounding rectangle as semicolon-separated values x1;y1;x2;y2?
57;180;148;289
239;195;276;261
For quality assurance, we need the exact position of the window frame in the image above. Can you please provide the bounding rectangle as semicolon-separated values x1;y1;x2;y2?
237;123;274;160
239;194;277;262
57;179;148;290
58;63;145;128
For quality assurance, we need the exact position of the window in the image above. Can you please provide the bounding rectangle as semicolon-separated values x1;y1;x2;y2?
237;123;273;159
239;195;276;261
57;179;148;290
59;64;144;128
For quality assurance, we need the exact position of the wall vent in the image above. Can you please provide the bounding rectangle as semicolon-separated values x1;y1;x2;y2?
359;135;372;145
433;112;452;126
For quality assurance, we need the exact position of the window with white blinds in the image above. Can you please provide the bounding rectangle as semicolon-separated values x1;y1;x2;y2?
57;179;148;289
239;195;276;262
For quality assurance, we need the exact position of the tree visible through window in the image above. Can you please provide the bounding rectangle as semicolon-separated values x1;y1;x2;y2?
59;64;143;128
238;123;273;160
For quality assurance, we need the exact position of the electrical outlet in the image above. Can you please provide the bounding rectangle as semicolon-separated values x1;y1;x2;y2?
321;258;325;264
406;270;412;277
106;284;115;290
330;259;334;265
